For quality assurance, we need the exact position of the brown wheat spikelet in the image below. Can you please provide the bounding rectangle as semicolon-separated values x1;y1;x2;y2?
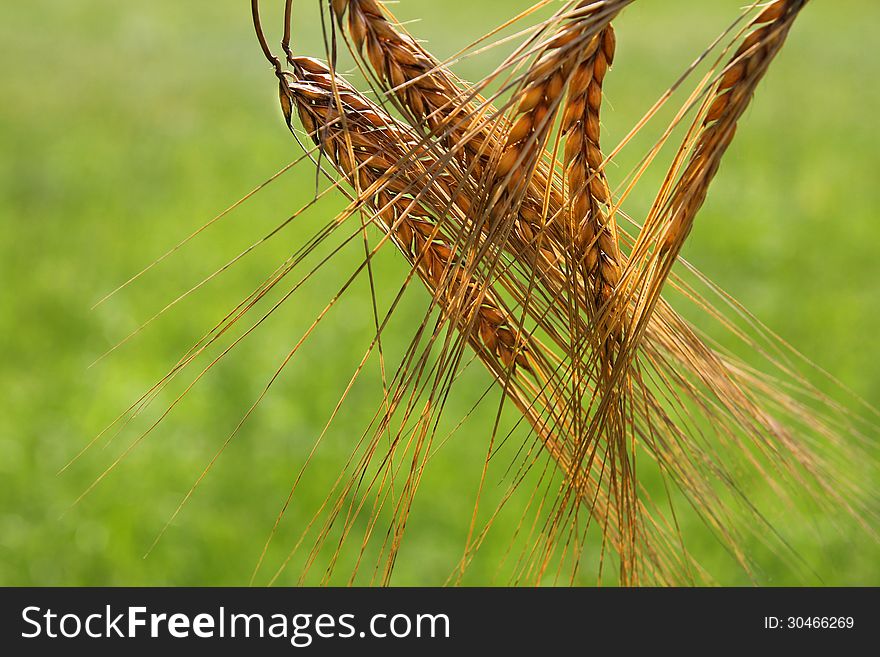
284;57;531;374
331;0;456;132
329;0;514;207
560;26;621;314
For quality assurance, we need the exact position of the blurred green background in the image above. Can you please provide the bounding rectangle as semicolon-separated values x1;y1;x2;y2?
1;0;878;586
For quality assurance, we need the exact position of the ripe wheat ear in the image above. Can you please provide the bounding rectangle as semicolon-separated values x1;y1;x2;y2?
620;0;810;367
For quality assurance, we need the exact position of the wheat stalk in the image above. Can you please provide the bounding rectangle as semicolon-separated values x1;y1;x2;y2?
79;0;879;587
244;0;865;585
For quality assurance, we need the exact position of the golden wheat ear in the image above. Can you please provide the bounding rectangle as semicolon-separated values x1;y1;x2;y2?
597;0;877;572
622;0;810;350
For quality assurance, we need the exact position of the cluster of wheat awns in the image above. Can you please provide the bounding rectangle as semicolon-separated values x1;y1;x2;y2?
233;0;871;585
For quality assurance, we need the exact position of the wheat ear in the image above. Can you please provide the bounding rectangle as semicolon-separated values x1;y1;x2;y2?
663;0;809;254
560;26;621;313
285;58;532;373
617;0;811;376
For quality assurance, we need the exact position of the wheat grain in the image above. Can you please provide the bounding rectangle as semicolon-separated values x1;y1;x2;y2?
561;26;620;307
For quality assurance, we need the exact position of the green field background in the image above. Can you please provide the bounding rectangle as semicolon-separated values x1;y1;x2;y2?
1;1;878;585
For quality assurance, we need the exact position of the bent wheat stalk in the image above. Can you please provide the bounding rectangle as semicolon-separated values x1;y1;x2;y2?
241;0;874;585
79;0;876;587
